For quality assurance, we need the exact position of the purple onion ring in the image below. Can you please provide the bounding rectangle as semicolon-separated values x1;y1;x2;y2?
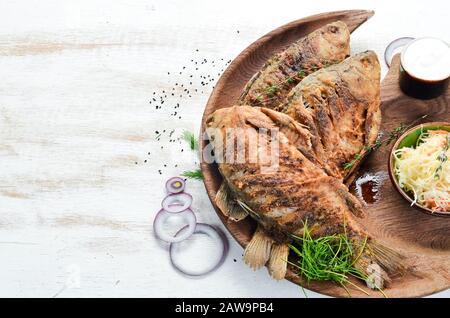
169;223;229;276
165;177;185;194
162;192;193;213
153;208;196;243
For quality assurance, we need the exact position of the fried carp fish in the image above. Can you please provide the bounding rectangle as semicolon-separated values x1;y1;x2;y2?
205;106;404;288
238;21;350;110
279;50;381;180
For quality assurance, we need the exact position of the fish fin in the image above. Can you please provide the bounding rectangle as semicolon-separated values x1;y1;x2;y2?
215;182;248;222
260;107;320;165
354;240;407;289
344;171;358;188
243;226;273;270
343;146;374;186
336;182;365;218
238;71;262;105
267;243;289;280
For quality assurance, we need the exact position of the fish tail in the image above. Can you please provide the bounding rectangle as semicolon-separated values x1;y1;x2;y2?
243;226;274;270
354;239;407;289
367;240;407;274
215;182;248;221
267;243;289;280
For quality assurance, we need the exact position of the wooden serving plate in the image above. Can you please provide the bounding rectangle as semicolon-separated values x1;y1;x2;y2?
200;10;450;297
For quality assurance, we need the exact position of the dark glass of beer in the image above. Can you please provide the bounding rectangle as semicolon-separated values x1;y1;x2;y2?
399;37;449;99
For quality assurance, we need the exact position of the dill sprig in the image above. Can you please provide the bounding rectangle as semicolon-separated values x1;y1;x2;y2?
181;169;203;180
252;60;337;105
434;133;449;179
182;130;199;151
288;222;369;296
343;114;428;170
180;131;202;180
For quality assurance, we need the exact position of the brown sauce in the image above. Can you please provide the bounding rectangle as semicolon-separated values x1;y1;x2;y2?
350;172;385;204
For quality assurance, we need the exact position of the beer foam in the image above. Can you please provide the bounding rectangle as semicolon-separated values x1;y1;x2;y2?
402;37;450;81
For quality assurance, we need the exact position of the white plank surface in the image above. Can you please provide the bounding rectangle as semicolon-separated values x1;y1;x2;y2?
0;0;448;297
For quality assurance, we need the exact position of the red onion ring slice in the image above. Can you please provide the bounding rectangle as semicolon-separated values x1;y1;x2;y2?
384;37;414;67
153;208;196;243
162;192;193;213
165;177;185;194
170;223;228;276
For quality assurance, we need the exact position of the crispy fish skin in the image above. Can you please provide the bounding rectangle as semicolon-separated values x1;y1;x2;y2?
238;21;350;110
206;106;365;243
280;51;381;180
206;106;404;284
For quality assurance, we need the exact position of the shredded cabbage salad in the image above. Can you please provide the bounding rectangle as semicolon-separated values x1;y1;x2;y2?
394;130;450;213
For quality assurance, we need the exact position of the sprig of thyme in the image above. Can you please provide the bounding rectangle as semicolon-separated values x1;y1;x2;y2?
265;85;279;97
343;114;429;170
434;133;449;179
252;60;337;105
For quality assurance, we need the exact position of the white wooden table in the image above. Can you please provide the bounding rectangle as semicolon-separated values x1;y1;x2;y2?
0;0;448;297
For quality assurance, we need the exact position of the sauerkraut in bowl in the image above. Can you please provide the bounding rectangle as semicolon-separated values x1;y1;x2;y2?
390;123;450;216
391;123;450;214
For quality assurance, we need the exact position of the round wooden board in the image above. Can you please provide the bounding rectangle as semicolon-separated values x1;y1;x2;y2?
200;10;450;297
